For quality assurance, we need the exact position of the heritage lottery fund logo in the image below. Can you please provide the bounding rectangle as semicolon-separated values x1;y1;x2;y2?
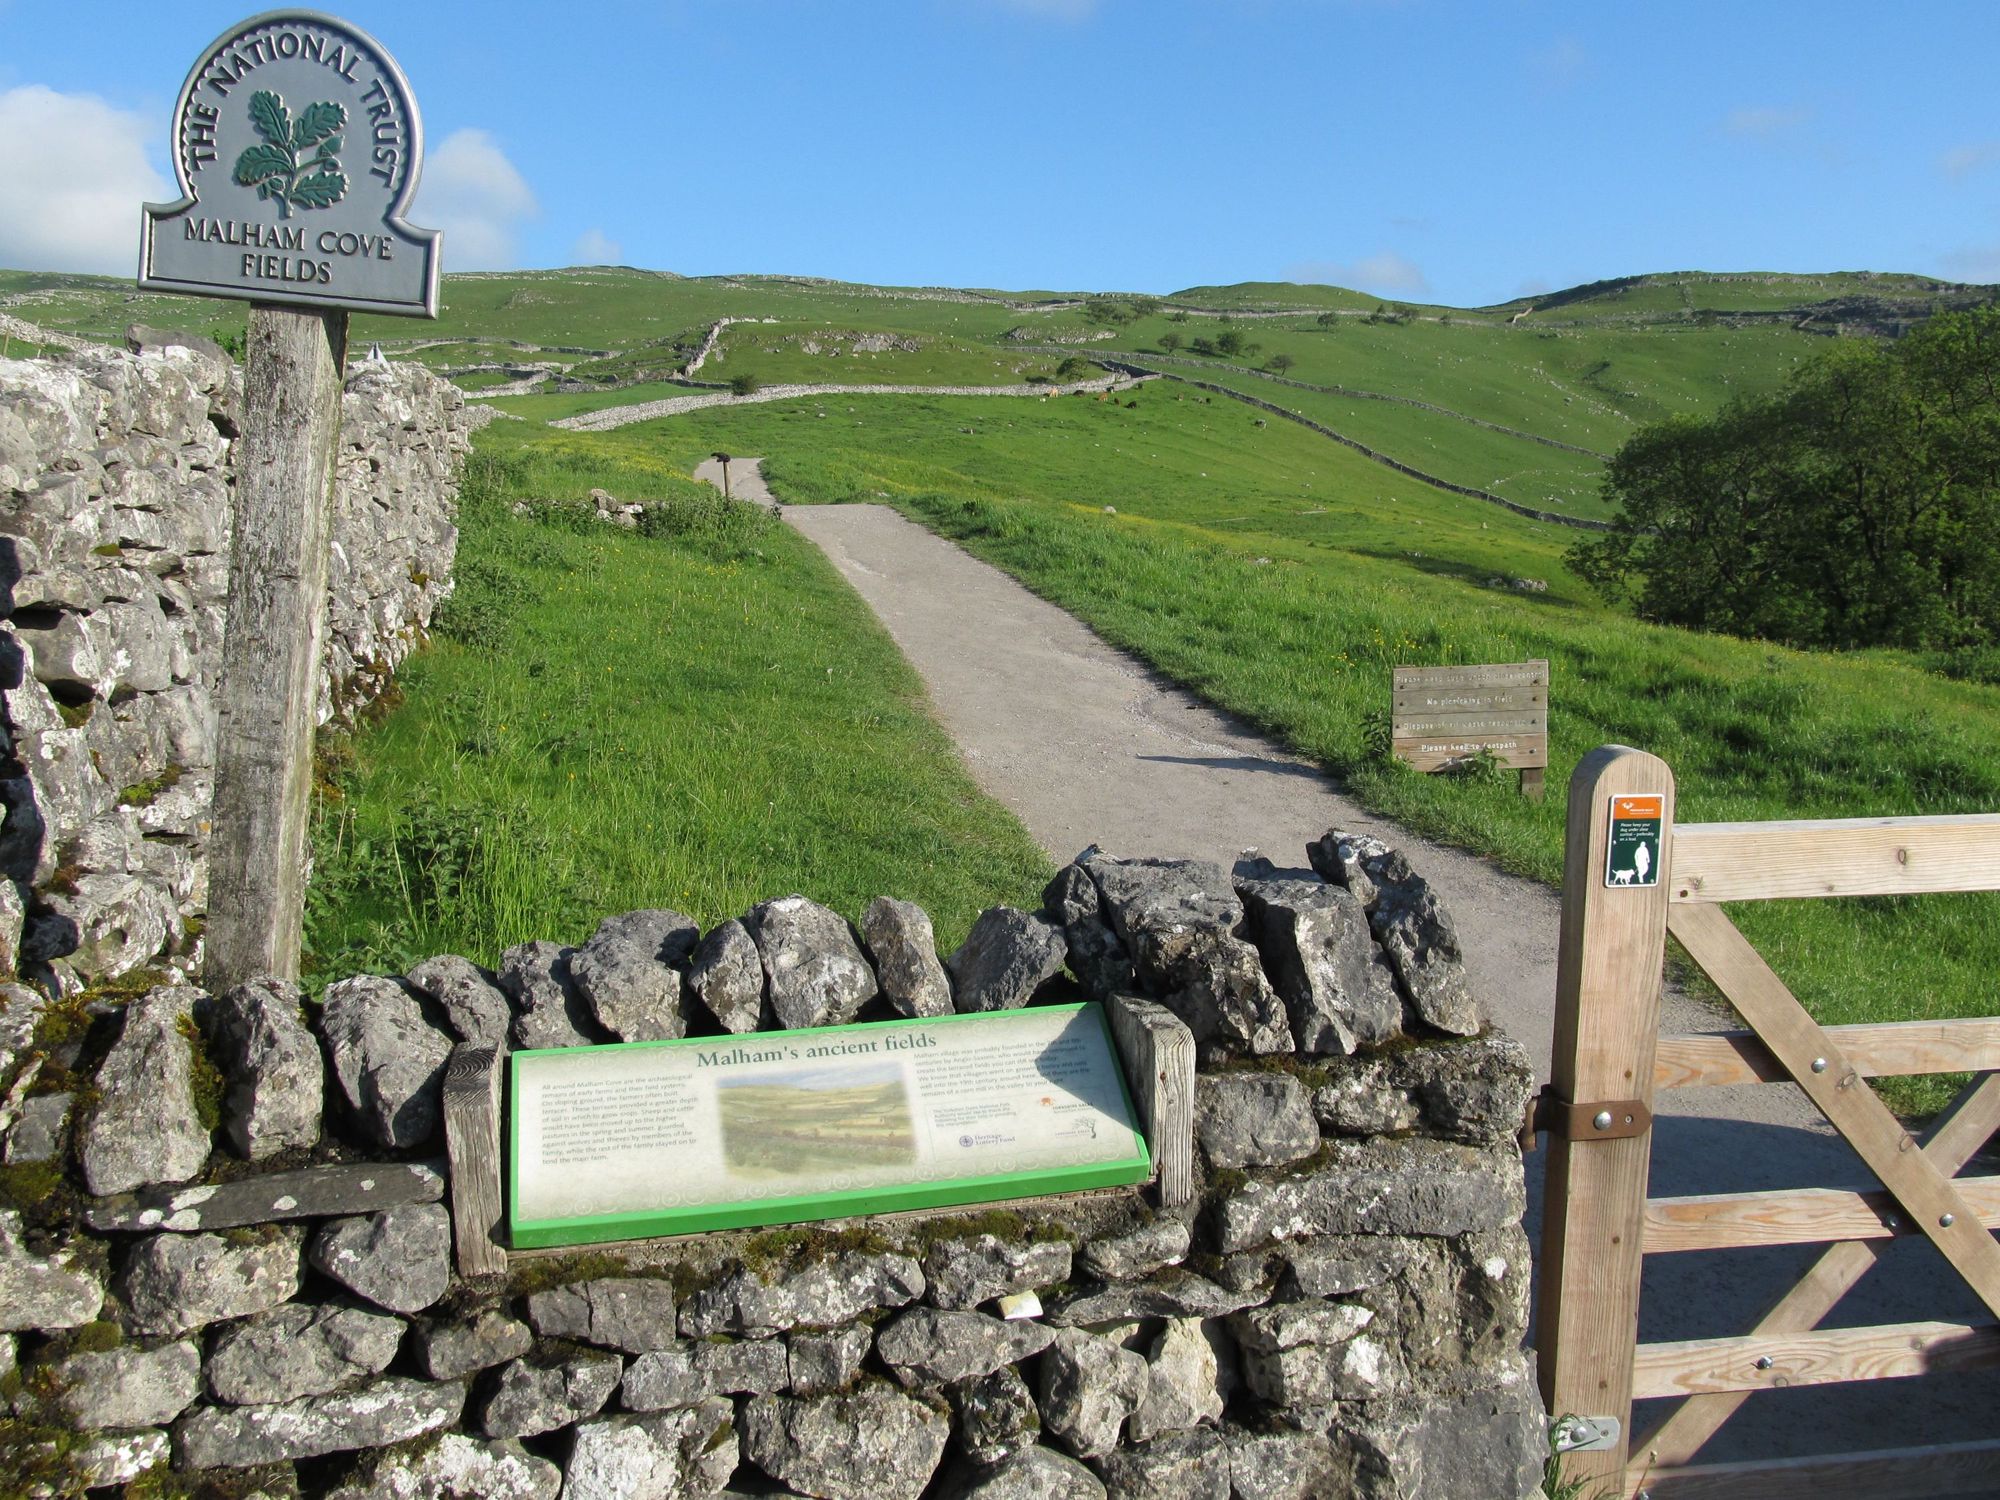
138;10;441;317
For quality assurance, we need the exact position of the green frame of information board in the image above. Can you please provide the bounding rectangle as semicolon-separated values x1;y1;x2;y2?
507;1002;1151;1249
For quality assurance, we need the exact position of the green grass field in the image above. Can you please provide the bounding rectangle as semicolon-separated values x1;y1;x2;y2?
303;446;1051;985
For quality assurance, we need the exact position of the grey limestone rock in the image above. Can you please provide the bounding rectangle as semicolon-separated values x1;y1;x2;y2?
1311;1058;1420;1138
122;1227;301;1336
572;908;699;1042
1338;1355;1546;1500
500;940;599;1049
1085;857;1289;1056
1211;1137;1525;1255
206;1301;406;1404
945;1445;1108;1500
862;896;954;1017
680;1250;924;1337
1403;1033;1535;1146
744;1387;951;1500
875;1306;1057;1386
1310;833;1482;1036
84;1160;443;1233
481;1352;622;1439
1382;1225;1533;1377
1235;877;1401;1054
309;1202;451;1313
76;983;209;1196
1127;1318;1222;1442
622;1336;789;1409
1046;1269;1260;1327
526;1275;678;1354
1306;830;1391;910
0;979;49;1080
1078;1219;1189;1282
174;1375;464;1468
1037;1326;1149;1459
1193;1073;1319;1169
1222;1426;1353;1500
404;954;512;1049
3;1089;70;1164
416;1308;533;1380
67;1428;173;1490
924;1232;1072;1310
1043;862;1135;1000
0;877;22;975
327;1434;561;1500
203;977;323;1159
0;1210;103;1330
786;1322;872;1395
948;905;1068;1012
565;1399;738;1500
319;975;452;1148
54;1337;201;1429
1231;1299;1403;1404
1100;1428;1230;1500
687;918;765;1032
952;1364;1041;1465
1276;1236;1415;1300
747;894;878;1029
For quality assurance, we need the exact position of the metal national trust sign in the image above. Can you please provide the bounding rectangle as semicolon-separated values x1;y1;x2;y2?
138;9;440;316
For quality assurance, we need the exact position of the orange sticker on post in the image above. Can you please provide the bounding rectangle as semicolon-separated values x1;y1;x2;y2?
1606;794;1664;888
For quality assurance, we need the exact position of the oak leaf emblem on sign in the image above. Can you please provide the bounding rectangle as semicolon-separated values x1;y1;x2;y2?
232;90;348;218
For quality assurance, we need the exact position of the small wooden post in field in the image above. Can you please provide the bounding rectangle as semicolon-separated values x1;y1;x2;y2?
136;11;439;989
1536;745;1674;1492
1391;658;1549;799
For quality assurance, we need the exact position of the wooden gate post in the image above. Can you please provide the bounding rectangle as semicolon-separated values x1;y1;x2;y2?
204;304;348;992
1537;745;1676;1492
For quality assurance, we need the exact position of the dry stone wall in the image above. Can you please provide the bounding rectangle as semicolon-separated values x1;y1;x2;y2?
0;330;470;994
0;832;1546;1498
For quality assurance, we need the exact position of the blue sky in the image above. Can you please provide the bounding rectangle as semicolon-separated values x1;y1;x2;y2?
2;0;1996;305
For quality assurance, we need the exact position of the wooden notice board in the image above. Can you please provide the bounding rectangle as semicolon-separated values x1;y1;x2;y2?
1392;659;1549;797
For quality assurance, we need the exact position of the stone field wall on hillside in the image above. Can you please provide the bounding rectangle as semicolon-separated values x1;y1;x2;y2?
0;332;471;994
0;833;1547;1499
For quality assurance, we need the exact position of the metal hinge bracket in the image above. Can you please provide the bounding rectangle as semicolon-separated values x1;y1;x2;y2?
1521;1086;1651;1150
1551;1414;1622;1453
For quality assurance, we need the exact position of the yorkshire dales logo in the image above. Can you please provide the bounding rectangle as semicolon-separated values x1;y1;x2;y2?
138;10;440;317
234;91;348;216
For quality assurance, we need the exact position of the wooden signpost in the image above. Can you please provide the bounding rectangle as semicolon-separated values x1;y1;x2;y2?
1391;658;1550;799
138;11;439;989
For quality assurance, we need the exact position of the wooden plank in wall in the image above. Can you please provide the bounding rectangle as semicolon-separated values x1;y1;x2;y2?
1390;659;1548;772
1632;1439;2000;1500
1669;813;2000;904
1105;993;1195;1209
1535;746;1676;1494
1632;1318;2000;1399
1644;1174;2000;1253
1636;1073;2000;1473
1655;1018;2000;1089
443;1042;507;1277
1668;901;2000;1319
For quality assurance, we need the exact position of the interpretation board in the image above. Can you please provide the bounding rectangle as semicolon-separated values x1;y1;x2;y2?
509;1003;1151;1249
139;9;440;316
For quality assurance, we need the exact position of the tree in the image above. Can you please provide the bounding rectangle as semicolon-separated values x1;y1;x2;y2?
729;372;761;396
1315;312;1339;331
1268;353;1294;376
1159;332;1182;354
1215;328;1246;358
1568;305;2000;651
1055;356;1094;382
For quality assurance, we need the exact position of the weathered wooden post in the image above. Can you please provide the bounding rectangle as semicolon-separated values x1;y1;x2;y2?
137;10;440;989
713;451;733;498
1536;745;1674;1493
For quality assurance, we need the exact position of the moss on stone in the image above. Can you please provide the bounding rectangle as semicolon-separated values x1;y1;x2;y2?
175;1011;225;1133
0;1161;63;1211
116;763;184;809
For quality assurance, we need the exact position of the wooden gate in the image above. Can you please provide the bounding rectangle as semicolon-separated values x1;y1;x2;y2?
1536;745;2000;1498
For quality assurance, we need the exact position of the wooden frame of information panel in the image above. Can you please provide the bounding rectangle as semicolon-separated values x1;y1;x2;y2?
1535;749;2000;1500
508;1002;1152;1249
1391;659;1548;799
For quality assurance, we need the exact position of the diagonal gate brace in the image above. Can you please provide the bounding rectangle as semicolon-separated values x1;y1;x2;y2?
1668;901;2000;1321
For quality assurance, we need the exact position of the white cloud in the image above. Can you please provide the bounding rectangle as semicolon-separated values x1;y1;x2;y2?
1941;142;2000;182
1724;104;1811;140
1286;251;1429;296
569;227;624;266
0;85;171;275
412;128;538;272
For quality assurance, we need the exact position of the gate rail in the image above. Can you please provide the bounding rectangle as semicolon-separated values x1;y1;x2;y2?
1536;746;2000;1499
